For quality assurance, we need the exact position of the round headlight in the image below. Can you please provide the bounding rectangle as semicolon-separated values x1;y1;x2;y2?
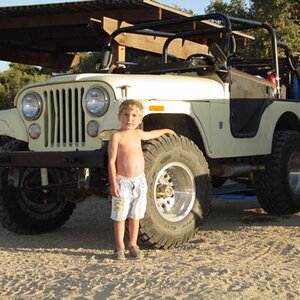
21;93;42;120
85;87;109;116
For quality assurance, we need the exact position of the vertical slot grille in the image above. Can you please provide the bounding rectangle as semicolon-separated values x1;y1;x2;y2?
44;86;85;148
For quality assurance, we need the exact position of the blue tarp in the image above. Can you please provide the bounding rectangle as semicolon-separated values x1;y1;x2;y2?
213;183;257;199
293;77;300;100
214;194;257;199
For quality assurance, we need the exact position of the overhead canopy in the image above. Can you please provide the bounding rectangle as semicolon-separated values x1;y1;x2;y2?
0;0;251;71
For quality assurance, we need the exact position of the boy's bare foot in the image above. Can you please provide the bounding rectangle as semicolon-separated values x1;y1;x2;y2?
114;248;125;260
129;246;143;259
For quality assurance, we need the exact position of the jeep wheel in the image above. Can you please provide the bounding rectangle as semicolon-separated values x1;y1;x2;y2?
140;135;211;248
0;140;76;234
254;130;300;214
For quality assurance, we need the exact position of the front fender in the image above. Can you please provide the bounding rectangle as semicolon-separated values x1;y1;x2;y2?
0;108;28;142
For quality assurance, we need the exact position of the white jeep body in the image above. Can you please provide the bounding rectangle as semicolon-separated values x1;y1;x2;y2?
1;71;295;158
0;13;299;248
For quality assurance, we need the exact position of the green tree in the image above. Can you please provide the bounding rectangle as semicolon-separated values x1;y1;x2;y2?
69;49;163;73
69;52;101;73
205;0;249;18
205;0;300;57
249;0;299;55
0;63;50;110
172;4;193;15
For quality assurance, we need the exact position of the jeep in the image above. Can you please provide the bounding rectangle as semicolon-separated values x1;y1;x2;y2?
0;14;299;248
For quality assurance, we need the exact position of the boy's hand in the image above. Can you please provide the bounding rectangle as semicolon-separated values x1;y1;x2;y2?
139;128;176;141
110;184;120;197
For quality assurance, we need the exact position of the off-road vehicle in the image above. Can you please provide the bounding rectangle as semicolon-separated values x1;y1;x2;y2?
0;14;299;248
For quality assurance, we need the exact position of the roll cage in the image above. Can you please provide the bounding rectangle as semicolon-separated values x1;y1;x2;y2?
92;13;299;99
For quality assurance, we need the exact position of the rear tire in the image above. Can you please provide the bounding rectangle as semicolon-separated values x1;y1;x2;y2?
140;134;211;248
254;130;300;214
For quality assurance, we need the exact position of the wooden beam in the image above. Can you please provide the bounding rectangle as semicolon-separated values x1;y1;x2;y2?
105;8;162;23
0;24;105;54
0;26;94;47
112;44;126;64
0;43;79;71
100;17;209;59
0;8;162;29
142;0;191;17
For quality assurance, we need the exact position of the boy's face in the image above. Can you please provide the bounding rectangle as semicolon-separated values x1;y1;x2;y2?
118;107;143;130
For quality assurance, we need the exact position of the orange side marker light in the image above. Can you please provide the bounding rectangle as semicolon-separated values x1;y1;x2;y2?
149;105;165;111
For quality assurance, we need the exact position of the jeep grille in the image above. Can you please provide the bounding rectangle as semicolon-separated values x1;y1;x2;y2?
43;87;85;148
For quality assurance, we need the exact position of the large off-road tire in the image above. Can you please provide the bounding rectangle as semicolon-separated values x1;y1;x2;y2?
140;134;211;249
254;130;300;214
0;140;76;234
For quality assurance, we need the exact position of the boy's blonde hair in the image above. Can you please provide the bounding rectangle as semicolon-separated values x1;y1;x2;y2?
119;100;144;115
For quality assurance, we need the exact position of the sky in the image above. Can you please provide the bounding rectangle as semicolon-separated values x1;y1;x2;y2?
0;0;223;72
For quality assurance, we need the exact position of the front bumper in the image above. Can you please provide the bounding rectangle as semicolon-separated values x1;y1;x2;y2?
0;150;107;168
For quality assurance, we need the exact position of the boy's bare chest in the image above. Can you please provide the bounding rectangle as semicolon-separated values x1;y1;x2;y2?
118;136;142;151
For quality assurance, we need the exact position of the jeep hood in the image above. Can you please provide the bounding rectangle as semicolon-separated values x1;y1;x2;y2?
24;73;226;101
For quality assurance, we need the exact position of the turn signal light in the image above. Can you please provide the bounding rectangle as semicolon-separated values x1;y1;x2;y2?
149;105;165;111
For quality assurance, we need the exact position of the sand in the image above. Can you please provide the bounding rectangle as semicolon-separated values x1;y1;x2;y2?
0;195;300;300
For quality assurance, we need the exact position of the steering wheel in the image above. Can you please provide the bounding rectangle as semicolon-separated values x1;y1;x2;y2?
186;53;214;64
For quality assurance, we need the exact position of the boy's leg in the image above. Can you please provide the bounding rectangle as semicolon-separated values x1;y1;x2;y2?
114;220;125;249
128;218;143;258
128;218;139;248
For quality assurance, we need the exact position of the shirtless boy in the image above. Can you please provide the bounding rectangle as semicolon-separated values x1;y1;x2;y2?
108;100;175;260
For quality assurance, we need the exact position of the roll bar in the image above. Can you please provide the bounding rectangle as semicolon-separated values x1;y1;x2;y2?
94;13;295;97
99;13;232;70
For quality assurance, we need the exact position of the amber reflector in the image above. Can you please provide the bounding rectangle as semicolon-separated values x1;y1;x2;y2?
149;105;165;111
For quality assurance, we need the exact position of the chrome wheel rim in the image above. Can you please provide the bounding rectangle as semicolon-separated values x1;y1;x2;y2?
288;152;300;194
154;162;195;222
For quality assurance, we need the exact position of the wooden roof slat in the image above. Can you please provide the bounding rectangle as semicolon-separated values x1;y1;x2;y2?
0;7;162;29
0;43;80;70
100;16;209;59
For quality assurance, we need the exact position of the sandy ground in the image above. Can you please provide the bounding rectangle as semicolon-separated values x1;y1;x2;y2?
0;195;300;300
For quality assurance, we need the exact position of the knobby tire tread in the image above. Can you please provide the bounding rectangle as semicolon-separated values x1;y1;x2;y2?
140;134;211;249
254;130;300;215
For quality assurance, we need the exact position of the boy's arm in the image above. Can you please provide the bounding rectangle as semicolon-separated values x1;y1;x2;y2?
108;133;120;197
139;128;176;141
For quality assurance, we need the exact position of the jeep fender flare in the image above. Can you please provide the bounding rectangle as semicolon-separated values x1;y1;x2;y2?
143;111;210;155
257;105;300;155
0;108;28;142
